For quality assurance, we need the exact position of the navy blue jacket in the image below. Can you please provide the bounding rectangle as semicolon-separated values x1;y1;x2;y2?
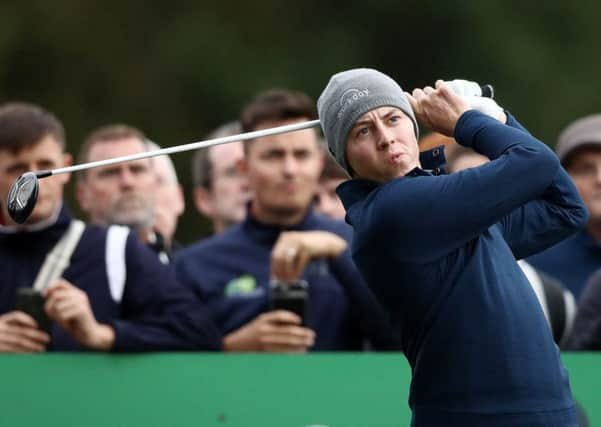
175;209;401;351
0;207;222;352
528;229;601;299
337;111;587;426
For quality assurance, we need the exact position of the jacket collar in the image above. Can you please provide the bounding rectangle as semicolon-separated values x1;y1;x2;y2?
336;146;444;212
418;144;446;175
242;204;320;244
0;203;68;235
0;204;72;248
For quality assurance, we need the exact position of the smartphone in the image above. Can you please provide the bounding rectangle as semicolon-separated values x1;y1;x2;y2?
269;279;309;326
15;288;52;334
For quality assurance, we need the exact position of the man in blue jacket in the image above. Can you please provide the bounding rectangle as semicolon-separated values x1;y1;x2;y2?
176;89;400;352
317;69;587;426
76;124;176;263
0;102;221;352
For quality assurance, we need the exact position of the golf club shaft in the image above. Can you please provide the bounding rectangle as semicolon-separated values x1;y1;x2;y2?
34;83;494;178
40;119;322;177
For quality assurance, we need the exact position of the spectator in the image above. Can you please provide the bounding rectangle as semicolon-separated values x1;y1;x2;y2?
314;150;348;221
146;141;185;260
445;144;488;172
417;130;456;153
528;114;601;298
192;121;250;235
76;124;173;263
0;103;221;352
317;70;586;425
176;90;400;352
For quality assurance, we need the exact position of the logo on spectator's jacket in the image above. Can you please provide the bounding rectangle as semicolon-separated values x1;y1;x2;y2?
337;88;369;119
224;275;260;297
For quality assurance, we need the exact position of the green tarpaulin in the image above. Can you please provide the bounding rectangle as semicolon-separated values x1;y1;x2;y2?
0;353;598;426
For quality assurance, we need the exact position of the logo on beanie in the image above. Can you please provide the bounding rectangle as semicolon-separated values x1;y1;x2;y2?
337;88;369;119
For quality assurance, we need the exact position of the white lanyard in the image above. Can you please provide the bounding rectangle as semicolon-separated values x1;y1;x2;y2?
32;220;85;292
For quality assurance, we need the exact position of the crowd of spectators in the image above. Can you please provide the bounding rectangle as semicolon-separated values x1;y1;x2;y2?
1;85;601;355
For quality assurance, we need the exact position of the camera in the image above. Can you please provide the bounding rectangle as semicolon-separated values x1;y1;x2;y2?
269;279;309;326
15;288;52;334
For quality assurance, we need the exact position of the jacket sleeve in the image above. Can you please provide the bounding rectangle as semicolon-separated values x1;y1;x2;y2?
110;233;222;352
328;250;402;350
372;110;587;262
564;269;601;350
494;114;588;259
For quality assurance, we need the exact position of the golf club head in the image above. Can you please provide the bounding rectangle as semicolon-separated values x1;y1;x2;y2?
480;84;494;99
7;172;40;224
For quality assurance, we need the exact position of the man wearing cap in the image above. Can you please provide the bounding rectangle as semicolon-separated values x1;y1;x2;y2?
318;69;587;426
528;114;601;299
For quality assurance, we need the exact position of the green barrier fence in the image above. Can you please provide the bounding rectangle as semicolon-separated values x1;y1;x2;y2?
0;353;598;426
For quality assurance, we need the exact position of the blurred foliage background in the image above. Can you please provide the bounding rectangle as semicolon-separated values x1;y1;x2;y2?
1;0;599;243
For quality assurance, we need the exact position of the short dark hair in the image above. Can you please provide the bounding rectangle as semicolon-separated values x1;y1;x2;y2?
240;90;317;152
77;124;147;180
0;102;65;153
192;121;241;189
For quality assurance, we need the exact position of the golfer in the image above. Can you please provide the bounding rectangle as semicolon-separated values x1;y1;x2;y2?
317;69;586;426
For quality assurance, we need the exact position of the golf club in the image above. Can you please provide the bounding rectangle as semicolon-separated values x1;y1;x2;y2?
7;119;320;224
6;84;495;224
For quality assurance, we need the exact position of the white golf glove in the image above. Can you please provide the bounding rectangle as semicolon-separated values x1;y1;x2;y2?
445;79;503;119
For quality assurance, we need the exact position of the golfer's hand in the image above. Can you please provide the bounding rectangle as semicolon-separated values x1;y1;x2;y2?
0;311;50;352
271;231;347;281
44;280;115;351
406;80;471;136
223;310;315;353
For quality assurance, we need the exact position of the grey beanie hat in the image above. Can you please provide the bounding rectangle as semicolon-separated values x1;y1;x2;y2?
317;68;418;175
556;114;601;164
